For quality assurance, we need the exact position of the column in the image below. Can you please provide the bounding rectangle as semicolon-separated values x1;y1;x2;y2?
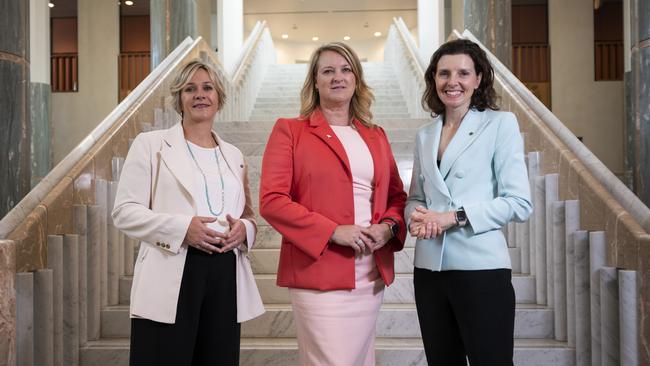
0;0;31;217
629;0;650;205
0;240;17;365
418;0;445;64
463;0;512;68
216;0;243;75
151;0;197;68
29;0;51;187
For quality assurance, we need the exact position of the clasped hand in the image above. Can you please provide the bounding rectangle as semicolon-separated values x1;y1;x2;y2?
184;214;246;254
330;224;393;255
409;207;456;240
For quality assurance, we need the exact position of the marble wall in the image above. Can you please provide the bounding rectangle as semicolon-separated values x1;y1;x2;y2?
30;82;50;187
463;0;512;69
151;0;197;68
0;241;17;366
0;0;31;218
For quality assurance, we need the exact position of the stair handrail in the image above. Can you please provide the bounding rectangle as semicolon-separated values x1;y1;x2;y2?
216;20;276;122
454;29;650;233
384;17;428;118
0;36;198;239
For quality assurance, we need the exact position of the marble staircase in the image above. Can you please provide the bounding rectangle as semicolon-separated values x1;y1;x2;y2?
79;63;575;366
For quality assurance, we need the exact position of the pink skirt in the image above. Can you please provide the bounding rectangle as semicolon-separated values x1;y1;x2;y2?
289;253;385;366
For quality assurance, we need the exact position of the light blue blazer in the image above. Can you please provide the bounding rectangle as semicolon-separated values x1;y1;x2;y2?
405;109;533;271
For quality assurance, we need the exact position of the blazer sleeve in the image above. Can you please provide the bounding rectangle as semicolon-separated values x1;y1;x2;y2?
463;113;533;235
259;119;338;260
111;133;192;254
405;132;427;228
377;127;407;251
239;161;258;252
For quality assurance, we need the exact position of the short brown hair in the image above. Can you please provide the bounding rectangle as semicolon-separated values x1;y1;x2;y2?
300;42;375;127
422;39;499;116
170;60;227;115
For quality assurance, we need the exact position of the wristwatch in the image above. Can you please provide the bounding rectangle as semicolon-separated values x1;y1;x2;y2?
382;219;399;238
455;207;468;227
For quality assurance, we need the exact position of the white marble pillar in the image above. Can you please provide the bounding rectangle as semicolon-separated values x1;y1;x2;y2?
517;218;530;274
47;235;64;366
565;200;580;347
73;205;87;346
86;205;102;341
600;267;619;366
34;269;53;366
107;181;120;305
125;236;136;276
590;231;607;366
16;272;34;366
95;178;108;308
507;221;516;248
418;0;445;64
527;152;540;275
552;201;566;341
534;175;546;305
111;157;124;182
574;230;591;366
62;235;79;366
619;270;638;366
545;174;559;307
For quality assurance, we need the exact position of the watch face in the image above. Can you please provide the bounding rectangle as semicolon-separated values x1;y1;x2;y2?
456;210;467;223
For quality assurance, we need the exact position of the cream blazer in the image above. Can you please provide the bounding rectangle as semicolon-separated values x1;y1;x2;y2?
112;122;265;323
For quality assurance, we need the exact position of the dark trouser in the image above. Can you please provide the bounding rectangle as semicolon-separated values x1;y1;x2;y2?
414;267;515;366
129;247;240;366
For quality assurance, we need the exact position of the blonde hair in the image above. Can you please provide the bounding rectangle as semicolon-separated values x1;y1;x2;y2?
300;42;375;127
170;59;227;115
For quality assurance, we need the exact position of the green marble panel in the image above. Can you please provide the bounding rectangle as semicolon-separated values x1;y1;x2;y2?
30;82;51;187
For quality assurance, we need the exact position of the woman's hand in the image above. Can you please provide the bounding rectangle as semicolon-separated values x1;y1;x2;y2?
409;207;456;239
218;214;247;253
184;216;223;254
330;225;373;255
362;223;393;252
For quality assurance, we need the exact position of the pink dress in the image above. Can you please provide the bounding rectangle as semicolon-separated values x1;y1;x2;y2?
289;125;385;366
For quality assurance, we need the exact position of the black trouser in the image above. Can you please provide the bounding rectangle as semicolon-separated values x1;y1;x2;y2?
414;267;515;366
129;247;240;366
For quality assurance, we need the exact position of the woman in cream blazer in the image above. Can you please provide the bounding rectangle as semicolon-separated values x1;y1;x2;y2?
405;40;532;366
112;60;263;366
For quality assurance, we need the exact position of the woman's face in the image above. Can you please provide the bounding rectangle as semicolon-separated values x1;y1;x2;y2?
315;50;356;107
434;53;482;113
180;68;219;123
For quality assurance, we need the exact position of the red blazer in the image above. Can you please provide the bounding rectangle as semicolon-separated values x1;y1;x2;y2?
260;109;407;290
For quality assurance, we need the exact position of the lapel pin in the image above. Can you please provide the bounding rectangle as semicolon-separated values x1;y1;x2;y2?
240;164;244;168
326;134;332;138
469;132;474;136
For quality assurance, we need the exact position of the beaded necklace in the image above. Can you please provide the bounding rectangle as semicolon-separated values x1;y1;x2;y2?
185;139;225;216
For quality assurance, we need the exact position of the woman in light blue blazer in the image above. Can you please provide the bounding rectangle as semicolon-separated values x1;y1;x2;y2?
406;39;533;365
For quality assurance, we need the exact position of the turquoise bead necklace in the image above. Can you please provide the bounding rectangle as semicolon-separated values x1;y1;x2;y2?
185;139;225;216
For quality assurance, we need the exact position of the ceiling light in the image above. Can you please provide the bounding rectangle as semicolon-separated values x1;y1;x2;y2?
343;36;351;41
124;0;134;5
281;34;289;39
312;36;319;41
48;2;54;7
374;31;382;37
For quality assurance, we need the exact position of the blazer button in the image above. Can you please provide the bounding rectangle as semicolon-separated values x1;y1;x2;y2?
455;171;465;179
165;244;170;249
155;242;160;246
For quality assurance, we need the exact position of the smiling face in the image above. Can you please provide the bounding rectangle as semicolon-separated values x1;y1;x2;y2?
314;50;357;107
434;53;482;113
180;68;219;124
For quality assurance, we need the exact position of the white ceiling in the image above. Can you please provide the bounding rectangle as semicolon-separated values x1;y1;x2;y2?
244;0;417;42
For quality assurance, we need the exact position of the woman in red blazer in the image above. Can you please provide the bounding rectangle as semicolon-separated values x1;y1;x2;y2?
260;42;406;365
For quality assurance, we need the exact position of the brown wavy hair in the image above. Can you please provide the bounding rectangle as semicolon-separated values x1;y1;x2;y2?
422;39;499;117
300;42;375;127
170;60;227;116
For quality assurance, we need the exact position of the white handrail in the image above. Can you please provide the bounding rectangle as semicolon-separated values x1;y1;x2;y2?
456;29;650;233
0;36;199;238
384;18;428;118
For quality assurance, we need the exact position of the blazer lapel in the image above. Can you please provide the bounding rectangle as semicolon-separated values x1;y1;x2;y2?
309;109;352;177
160;123;198;206
439;109;489;180
422;119;451;199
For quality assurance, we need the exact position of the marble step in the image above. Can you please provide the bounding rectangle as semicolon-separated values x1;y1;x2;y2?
249;113;412;121
253;100;408;109
259;81;402;89
255;90;407;98
213;119;430;131
80;337;573;366
118;273;537;306
249;107;410;117
219;128;420;144
99;303;553;339
247;246;523;274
